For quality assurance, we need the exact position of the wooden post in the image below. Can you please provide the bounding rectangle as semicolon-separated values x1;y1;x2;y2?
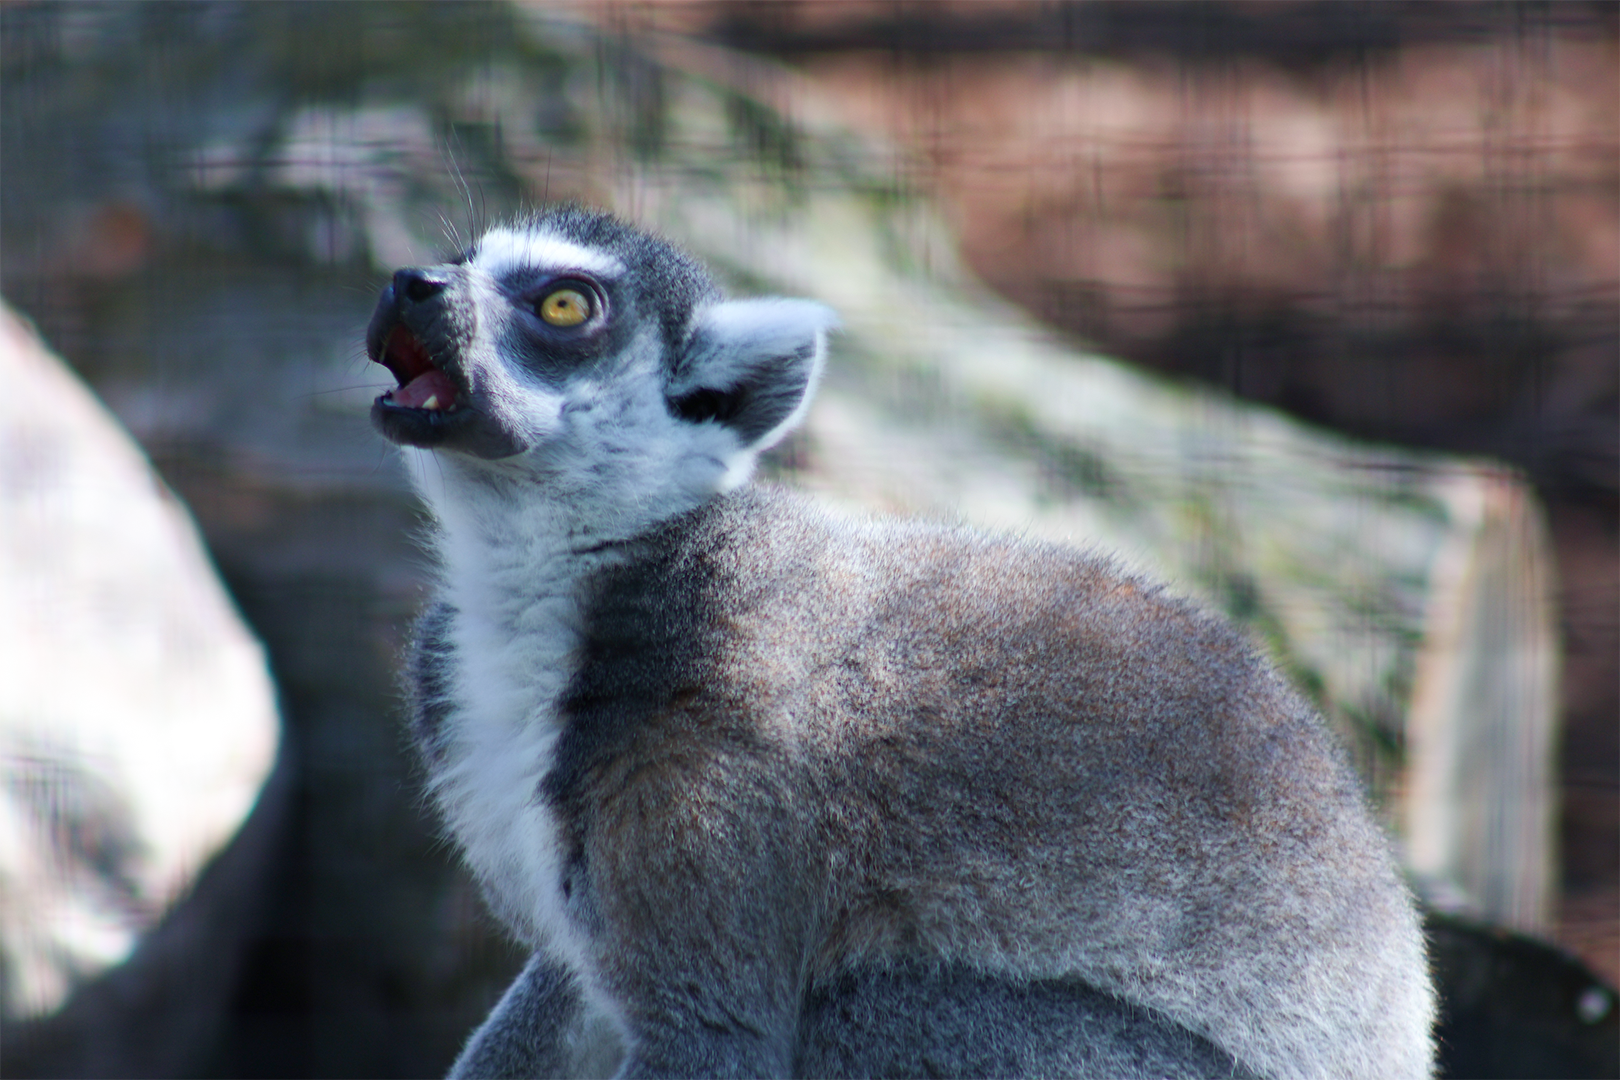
1405;467;1560;935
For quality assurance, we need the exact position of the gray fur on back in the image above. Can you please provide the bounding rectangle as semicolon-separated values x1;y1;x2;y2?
422;487;1431;1079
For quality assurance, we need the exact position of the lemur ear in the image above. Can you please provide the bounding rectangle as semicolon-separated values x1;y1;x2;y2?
668;298;838;453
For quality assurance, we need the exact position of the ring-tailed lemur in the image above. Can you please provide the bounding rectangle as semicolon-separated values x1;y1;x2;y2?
367;206;1434;1079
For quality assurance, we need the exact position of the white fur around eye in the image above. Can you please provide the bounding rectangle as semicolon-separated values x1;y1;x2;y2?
474;228;626;282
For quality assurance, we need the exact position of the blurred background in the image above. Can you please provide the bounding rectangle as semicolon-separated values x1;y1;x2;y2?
0;3;1614;1077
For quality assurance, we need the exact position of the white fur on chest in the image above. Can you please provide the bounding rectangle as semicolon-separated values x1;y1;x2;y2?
434;553;583;956
409;455;600;965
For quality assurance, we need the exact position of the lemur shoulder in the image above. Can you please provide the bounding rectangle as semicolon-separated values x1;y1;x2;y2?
366;206;1435;1079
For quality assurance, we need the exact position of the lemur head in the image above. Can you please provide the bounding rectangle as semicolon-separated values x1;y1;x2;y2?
368;206;834;530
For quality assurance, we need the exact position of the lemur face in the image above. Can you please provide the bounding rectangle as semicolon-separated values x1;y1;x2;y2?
369;207;835;509
369;208;719;460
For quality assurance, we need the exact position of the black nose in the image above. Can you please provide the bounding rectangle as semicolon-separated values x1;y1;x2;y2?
393;267;448;306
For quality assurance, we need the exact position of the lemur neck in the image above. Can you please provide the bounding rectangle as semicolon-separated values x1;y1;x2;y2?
426;475;588;609
419;453;711;621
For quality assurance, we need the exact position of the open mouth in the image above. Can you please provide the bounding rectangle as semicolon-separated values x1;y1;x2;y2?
365;281;524;458
376;326;461;413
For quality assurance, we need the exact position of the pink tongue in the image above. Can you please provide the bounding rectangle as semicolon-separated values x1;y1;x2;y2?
394;370;458;409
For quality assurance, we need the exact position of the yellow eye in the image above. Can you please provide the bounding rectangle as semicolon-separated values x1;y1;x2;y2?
539;288;591;327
